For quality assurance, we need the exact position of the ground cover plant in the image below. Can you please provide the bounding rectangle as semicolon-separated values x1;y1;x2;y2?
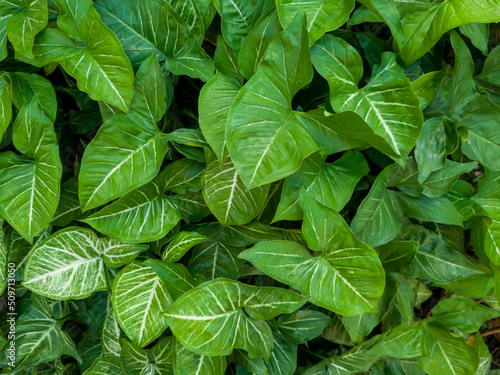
2;0;500;374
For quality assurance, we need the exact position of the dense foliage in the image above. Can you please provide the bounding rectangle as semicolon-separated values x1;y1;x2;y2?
1;0;500;374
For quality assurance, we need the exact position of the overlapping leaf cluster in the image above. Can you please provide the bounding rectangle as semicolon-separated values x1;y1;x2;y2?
1;0;500;374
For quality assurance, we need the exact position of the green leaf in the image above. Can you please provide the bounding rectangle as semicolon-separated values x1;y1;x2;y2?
415;118;456;182
6;0;48;57
274;151;369;222
173;339;227;375
188;223;243;280
277;310;331;345
121;338;173;375
225;221;285;247
396;1;500;65
216;0;273;54
164;278;307;359
0;76;11;142
157;158;206;195
393;192;464;227
276;0;354;45
376;240;418;273
50;175;83;227
112;261;172;348
472;170;500;220
81;180;182;244
82;356;124;375
351;164;402;248
162;231;210;263
401;225;483;285
418;325;479;375
198;72;240;163
311;35;423;163
101;308;121;357
2;71;57;123
23;0;135;112
304;341;380;375
95;0;214;81
202;151;269;226
226;11;319;188
78;54;169;210
145;259;198;301
23;227;147;299
367;320;432;358
7;305;81;371
0;96;61;243
422;160;477;198
411;67;450;109
241;191;385;315
432;298;500;334
238;10;281;80
460;23;489;55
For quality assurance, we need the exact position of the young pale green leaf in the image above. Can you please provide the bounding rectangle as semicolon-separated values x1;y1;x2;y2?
238;10;281;80
164;278;307;359
7;306;81;371
173;339;227;375
418;325;479;375
312;36;423;163
5;0;47;58
22;0;134;112
101;308;121;357
0;76;11;142
376;241;418;273
276;0;354;45
396;0;500;66
2;71;57;123
95;0;214;81
188;223;243;280
241;192;385;316
121;338;173;375
277;310;331;345
112;261;173;348
145;259;198;301
162;231;210;263
203;151;269;226
82;180;182;244
432;298;500;334
23;227;146;299
226;11;319;188
274;151;369;222
0;96;61;243
82;356;124;375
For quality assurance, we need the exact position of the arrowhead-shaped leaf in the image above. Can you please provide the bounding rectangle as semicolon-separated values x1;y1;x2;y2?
164;278;307;359
112;261;172;348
